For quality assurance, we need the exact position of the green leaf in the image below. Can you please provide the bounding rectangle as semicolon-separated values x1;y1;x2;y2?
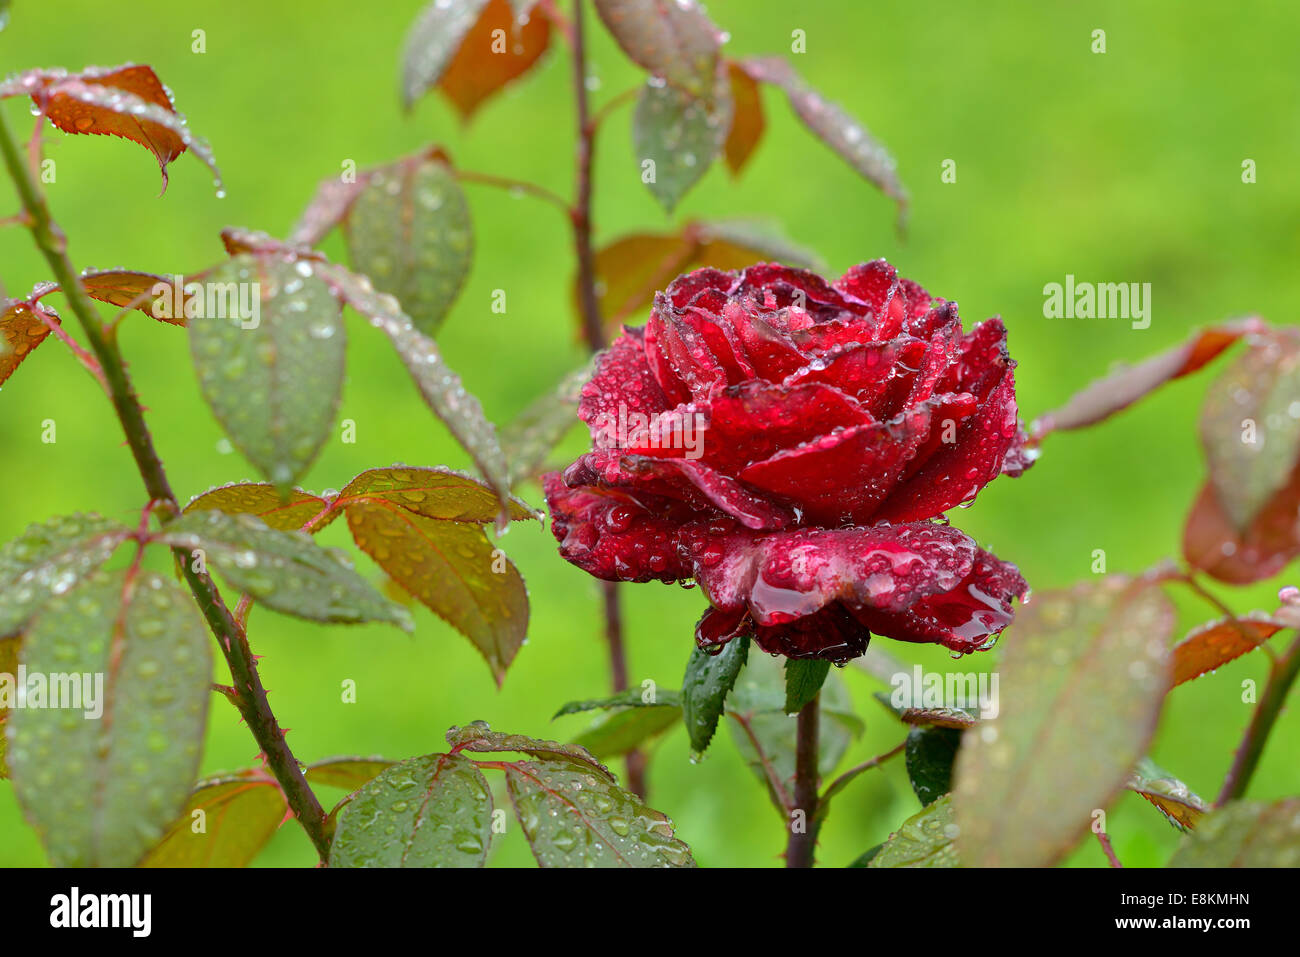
952;578;1174;867
784;658;830;714
330;753;493;867
139;773;286;867
1169;798;1300;867
344;158;473;336
905;725;962;807
8;569;211;867
183;482;332;532
305;757;396;791
0;512;131;638
320;261;513;517
1126;758;1210;832
846;844;883;868
869;795;959;868
504;758;694;867
400;0;490;110
159;509;412;630
572;705;682;759
633;73;732;212
593;0;721;98
446;721;612;778
554;687;682;717
500;360;594;487
189;254;345;492
682;632;749;754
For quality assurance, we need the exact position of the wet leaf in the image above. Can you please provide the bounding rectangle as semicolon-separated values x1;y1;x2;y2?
77;270;182;323
1126;758;1210;832
438;0;551;120
1036;319;1264;435
570;706;681;759
869;795;959;868
183;482;331;532
504;758;695;867
1183;476;1300;584
320;261;514;517
344;502;526;683
159;509;412;630
343;157;473;335
593;0;721;97
4;64;220;191
723;60;764;175
330;753;493;867
742;57;908;229
189;254;345;493
554;687;682;717
1172;614;1283;686
952;578;1174;867
681;631;749;754
784;658;830;714
400;0;489;110
139;773;286;867
0;634;18;777
0;512;131;638
501;360;594;486
0;299;56;387
446;721;611;778
633;71;732;212
306;757;396;791
1170;798;1300;867
873;692;980;730
8;569;211;867
336;465;535;523
905;725;962;807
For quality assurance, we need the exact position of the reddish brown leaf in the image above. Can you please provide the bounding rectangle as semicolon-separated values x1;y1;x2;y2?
0;299;56;386
593;0;722;97
335;466;535;523
1183;476;1300;584
1172;614;1283;686
723;60;764;175
77;270;182;324
438;0;551;121
183;482;333;533
1035;318;1266;435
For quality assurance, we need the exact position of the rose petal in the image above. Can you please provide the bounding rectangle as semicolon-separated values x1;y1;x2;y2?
753;604;871;662
579;328;671;449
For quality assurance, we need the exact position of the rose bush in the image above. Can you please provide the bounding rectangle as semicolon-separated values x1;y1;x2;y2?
545;261;1033;661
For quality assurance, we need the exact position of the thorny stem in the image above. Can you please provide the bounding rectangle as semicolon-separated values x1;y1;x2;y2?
785;695;821;868
1095;830;1123;868
567;0;646;799
0;109;333;864
1217;630;1300;805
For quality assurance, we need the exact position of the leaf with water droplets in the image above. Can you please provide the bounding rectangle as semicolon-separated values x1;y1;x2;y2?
0;512;131;638
189;254;344;493
446;721;611;778
183;482;332;532
8;568;211;867
869;795;959;868
1126;757;1209;832
319;261;514;518
633;71;732;212
905;725;961;807
345;503;525;682
593;0;722;97
437;0;552;120
0;634;18;777
570;706;682;760
75;270;183;324
504;758;695;867
1170;798;1300;866
400;0;489;110
336;465;535;523
682;631;748;754
139;772;286;867
330;753;493;867
784;658;830;714
306;757;396;791
344;157;473;336
952;578;1174;867
159;509;412;630
741;57;908;229
0;299;56;387
723;60;764;175
1183;478;1300;584
501;360;594;487
554;687;682;717
1171;614;1283;686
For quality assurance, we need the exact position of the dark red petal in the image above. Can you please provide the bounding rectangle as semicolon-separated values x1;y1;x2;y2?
834;260;906;336
543;473;691;582
665;267;738;308
752;604;871;662
645;298;730;404
784;339;906;410
738;263;855;322
938;316;1010;399
694;604;750;653
726;302;809;382
579;327;671;449
852;548;1027;655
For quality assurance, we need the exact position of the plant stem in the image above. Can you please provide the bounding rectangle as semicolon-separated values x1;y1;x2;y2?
568;0;645;798
1217;631;1300;805
785;695;820;868
0;109;333;864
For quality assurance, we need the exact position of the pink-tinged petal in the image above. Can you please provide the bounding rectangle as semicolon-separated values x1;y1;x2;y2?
665;267;737;308
753;604;871;662
834;260;906;336
700;379;871;472
564;450;796;530
876;363;1020;522
693;522;978;625
579;328;671;449
543;474;691;582
852;548;1027;654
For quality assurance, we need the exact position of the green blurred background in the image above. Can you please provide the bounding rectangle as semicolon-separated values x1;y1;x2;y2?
2;0;1298;867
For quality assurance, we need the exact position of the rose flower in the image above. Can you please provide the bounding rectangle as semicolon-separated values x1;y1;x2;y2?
544;261;1032;662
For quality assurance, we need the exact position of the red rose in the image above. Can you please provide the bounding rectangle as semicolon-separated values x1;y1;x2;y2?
544;261;1032;662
